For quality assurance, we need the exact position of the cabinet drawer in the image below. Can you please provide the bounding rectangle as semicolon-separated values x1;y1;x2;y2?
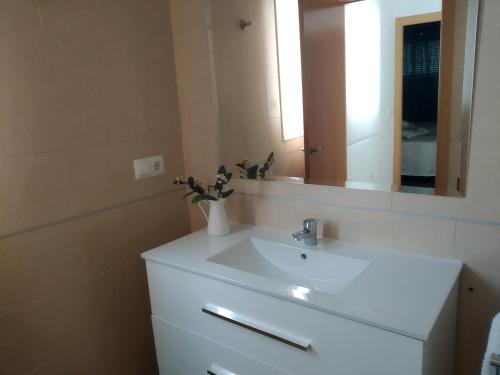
147;262;423;375
153;316;291;375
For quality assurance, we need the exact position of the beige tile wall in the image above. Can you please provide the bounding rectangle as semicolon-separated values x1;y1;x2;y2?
222;1;500;374
0;0;190;374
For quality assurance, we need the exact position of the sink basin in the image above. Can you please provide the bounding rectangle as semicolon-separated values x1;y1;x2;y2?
208;238;369;296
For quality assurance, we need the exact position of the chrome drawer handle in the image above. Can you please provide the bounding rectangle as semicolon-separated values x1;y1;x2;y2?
201;303;312;351
492;353;500;368
207;364;237;375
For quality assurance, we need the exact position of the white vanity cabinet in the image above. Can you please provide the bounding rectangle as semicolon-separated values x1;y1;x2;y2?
142;226;461;375
152;316;290;375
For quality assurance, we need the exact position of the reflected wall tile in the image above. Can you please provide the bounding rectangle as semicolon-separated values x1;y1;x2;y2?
171;0;219;137
182;133;220;182
212;30;268;84
470;30;500;144
277;149;305;178
238;179;292;199
290;182;392;210
210;0;276;36
266;76;281;119
209;0;244;33
217;74;268;127
476;0;500;53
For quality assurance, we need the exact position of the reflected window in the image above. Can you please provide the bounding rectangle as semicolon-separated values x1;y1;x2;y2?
275;0;304;141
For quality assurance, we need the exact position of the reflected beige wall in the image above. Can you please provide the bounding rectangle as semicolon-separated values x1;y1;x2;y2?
0;0;190;373
170;0;221;230
170;0;305;230
210;0;305;180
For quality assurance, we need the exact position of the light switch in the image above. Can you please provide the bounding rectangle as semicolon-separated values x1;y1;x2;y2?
134;155;165;180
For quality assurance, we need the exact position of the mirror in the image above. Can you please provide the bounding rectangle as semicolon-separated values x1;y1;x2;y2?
210;0;479;197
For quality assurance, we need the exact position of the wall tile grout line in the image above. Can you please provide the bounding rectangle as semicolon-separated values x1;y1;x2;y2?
35;0;50;79
0;257;146;321
25;353;68;375
0;138;148;160
452;220;459;260
59;151;76;217
98;78;113;147
0;187;185;242
234;191;500;228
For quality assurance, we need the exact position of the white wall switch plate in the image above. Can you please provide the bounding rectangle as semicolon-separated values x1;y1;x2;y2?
134;155;165;180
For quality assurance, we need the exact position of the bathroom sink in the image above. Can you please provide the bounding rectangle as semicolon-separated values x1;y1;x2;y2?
207;238;369;295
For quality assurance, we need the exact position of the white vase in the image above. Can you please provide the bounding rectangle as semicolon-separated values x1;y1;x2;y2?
198;198;231;236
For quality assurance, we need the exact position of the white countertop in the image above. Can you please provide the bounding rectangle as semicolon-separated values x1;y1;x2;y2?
141;224;462;341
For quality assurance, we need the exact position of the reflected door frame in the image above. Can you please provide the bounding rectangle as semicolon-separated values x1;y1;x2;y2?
392;12;442;192
299;0;347;186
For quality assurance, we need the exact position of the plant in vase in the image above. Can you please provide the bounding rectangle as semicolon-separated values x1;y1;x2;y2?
174;165;234;236
236;152;275;180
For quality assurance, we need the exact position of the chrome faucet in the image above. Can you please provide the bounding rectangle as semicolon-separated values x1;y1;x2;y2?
293;218;319;246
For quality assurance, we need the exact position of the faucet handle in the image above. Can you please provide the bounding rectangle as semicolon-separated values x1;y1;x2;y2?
303;218;319;231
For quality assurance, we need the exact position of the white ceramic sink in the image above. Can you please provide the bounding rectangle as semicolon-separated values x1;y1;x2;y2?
143;224;463;340
208;238;370;295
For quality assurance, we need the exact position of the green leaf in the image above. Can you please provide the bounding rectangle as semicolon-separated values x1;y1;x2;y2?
225;172;233;183
221;189;234;199
218;165;227;175
247;165;258;180
191;194;206;204
259;162;270;179
267;152;274;162
204;194;218;201
187;176;205;195
182;190;196;199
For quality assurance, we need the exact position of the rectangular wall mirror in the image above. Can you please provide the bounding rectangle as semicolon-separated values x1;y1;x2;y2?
211;0;479;197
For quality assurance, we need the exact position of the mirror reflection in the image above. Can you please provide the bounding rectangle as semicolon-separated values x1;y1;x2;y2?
211;0;478;197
